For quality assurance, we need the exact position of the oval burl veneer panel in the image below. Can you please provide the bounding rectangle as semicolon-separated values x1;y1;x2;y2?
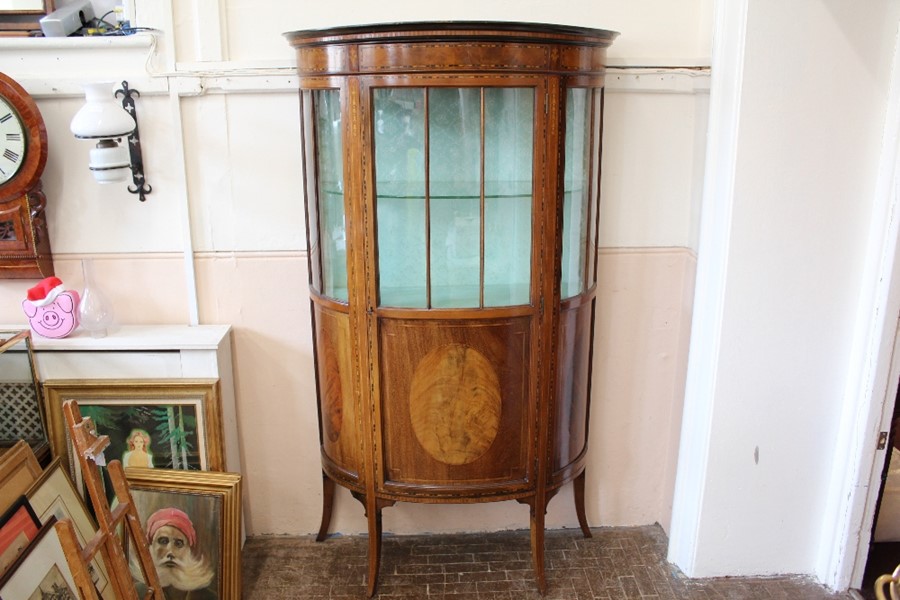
409;343;502;466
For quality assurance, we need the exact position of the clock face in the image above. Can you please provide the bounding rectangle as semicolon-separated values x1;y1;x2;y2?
0;97;26;186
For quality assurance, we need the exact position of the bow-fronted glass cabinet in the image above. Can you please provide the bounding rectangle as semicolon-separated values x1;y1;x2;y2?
286;22;617;595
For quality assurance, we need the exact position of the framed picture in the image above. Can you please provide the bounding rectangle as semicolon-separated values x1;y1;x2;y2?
0;330;50;464
0;516;79;600
25;458;113;599
0;439;42;515
0;0;55;35
125;467;242;600
0;495;40;576
43;379;225;495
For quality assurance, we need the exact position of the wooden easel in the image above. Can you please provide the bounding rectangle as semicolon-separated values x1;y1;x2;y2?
54;518;101;600
62;399;164;600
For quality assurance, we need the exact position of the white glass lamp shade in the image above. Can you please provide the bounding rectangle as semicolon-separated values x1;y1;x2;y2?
89;140;130;183
70;82;136;139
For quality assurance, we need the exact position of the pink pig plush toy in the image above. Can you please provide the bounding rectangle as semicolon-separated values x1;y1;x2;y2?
22;276;81;339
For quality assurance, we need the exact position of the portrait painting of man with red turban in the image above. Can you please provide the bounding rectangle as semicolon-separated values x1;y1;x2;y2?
130;490;222;600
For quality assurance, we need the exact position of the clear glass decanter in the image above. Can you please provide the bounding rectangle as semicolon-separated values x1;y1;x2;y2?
78;258;115;338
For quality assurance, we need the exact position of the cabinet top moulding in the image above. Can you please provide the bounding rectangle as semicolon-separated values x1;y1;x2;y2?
285;21;619;76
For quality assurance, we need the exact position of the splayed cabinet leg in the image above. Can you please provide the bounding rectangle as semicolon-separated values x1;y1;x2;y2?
574;470;592;538
365;505;383;598
316;471;335;542
530;501;547;595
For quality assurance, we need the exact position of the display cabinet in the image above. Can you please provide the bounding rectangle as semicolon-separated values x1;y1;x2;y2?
286;21;617;595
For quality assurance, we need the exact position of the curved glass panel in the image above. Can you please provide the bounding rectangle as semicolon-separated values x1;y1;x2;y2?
301;91;322;293
374;86;534;309
561;88;592;299
589;89;603;288
315;90;348;302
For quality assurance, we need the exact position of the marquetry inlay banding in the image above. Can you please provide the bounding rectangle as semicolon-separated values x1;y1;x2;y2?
409;343;501;466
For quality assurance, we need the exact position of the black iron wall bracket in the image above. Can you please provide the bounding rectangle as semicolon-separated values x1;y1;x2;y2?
115;80;152;202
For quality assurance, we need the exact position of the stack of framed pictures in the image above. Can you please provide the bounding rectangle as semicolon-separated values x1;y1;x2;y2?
0;379;244;599
0;442;84;599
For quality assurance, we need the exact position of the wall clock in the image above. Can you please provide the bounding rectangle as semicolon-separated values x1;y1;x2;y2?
0;72;53;279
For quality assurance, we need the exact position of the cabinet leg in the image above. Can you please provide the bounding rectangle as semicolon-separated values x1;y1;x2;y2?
316;471;335;542
366;506;383;598
574;470;592;538
529;502;547;595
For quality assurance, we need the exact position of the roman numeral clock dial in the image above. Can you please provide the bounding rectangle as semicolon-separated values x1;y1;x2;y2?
0;100;26;184
0;72;54;279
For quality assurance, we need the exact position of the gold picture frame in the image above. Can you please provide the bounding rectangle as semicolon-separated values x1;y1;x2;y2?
0;330;49;464
0;439;42;515
125;467;242;600
42;379;225;497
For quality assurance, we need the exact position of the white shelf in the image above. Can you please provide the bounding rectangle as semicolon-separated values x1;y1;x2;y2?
0;324;231;351
0;32;167;98
0;323;242;476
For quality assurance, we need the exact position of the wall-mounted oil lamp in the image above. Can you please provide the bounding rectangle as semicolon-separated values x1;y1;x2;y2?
70;80;151;202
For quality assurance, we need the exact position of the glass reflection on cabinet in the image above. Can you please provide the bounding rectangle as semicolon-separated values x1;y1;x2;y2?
374;86;534;309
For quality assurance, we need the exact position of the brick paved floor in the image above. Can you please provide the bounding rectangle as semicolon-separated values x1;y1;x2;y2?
242;525;860;599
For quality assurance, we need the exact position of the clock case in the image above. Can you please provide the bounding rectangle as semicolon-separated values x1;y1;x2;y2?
0;73;53;279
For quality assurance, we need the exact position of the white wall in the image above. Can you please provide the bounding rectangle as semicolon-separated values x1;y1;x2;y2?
0;0;709;543
154;1;713;66
670;0;900;580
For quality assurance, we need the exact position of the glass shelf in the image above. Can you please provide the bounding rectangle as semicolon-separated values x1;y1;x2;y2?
379;283;532;309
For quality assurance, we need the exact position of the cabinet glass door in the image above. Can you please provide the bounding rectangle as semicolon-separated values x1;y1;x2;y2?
374;87;534;309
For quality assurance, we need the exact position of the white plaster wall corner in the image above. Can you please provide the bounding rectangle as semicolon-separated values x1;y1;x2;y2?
667;0;748;576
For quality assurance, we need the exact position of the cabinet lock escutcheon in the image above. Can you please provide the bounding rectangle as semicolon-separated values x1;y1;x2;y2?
877;431;889;450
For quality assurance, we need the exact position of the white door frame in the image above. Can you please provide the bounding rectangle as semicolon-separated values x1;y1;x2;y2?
669;1;900;589
819;18;900;589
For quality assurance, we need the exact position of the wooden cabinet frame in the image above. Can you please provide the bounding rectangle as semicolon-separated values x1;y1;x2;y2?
287;22;617;596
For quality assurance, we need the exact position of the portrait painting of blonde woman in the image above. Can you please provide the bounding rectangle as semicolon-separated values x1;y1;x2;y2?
123;429;155;468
